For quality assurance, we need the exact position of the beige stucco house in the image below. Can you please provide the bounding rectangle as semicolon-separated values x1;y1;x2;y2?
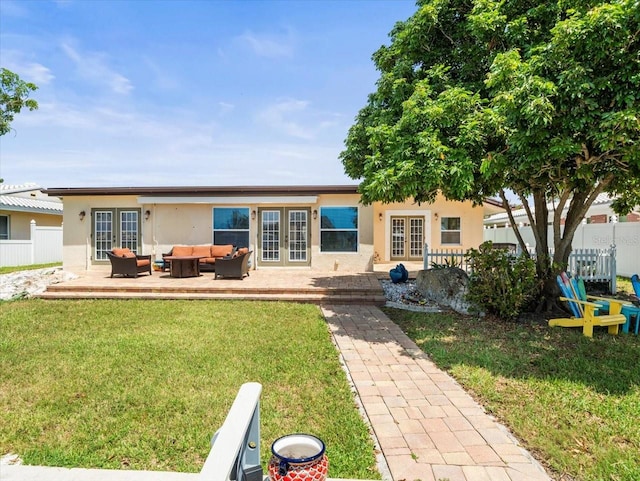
44;185;503;273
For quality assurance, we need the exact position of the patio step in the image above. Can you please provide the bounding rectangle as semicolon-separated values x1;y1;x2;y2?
39;285;386;305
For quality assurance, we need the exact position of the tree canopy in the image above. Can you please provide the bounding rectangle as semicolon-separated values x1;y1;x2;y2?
341;0;640;300
1;68;39;137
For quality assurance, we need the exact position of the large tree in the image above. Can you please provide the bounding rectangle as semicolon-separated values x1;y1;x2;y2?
341;0;640;307
1;68;39;137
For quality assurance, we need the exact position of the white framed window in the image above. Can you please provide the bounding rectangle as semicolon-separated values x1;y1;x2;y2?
320;206;358;252
441;217;461;245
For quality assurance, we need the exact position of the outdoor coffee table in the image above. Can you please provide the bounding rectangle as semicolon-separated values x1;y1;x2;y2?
164;256;203;278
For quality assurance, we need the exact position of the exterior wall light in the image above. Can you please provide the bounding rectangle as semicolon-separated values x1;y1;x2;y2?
378;212;383;221
144;210;151;221
251;210;256;220
79;210;86;221
313;210;318;220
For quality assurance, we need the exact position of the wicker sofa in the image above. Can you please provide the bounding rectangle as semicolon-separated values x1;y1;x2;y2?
162;244;235;272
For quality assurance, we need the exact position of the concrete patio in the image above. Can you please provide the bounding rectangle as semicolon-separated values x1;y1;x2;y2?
37;265;394;304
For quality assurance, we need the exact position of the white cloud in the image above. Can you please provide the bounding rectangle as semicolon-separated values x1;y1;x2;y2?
255;99;313;139
254;99;343;141
237;30;295;58
0;1;29;18
60;40;133;94
21;62;55;85
0;50;54;85
142;57;179;90
218;102;235;116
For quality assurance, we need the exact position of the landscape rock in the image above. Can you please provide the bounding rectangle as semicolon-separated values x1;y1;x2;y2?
415;267;473;315
0;267;77;301
380;279;442;312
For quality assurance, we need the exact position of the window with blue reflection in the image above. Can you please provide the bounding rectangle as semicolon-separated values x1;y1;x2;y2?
213;208;250;247
320;207;358;252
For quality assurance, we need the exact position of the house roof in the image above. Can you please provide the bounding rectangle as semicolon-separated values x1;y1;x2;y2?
0;182;41;194
43;185;361;197
43;185;507;210
0;195;64;214
0;183;63;215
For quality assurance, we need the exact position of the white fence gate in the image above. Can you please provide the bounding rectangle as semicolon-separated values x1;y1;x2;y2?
0;220;63;267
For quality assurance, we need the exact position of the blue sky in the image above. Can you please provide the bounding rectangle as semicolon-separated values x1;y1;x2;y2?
0;0;417;188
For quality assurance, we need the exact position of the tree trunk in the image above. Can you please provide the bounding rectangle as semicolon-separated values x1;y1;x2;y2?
500;189;530;256
533;179;611;311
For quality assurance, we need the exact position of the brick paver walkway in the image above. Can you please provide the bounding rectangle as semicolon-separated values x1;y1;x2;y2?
323;305;552;481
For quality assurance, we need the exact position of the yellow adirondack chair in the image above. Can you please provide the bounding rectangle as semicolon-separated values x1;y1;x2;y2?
549;297;627;337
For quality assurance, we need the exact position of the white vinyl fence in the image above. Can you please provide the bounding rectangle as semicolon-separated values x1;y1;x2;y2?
484;222;640;278
0;220;63;267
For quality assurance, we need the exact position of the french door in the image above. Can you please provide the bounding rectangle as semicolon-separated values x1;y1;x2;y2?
92;208;141;262
390;216;424;261
258;208;310;267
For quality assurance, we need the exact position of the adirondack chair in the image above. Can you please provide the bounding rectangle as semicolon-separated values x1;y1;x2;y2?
632;274;640;301
578;273;640;334
549;273;627;337
628;274;640;334
556;272;640;333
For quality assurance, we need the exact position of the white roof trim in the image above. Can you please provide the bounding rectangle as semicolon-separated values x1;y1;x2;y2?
137;195;319;205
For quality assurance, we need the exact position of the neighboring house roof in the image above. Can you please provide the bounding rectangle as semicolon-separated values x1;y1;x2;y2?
0;182;40;194
484;193;634;225
0;183;63;215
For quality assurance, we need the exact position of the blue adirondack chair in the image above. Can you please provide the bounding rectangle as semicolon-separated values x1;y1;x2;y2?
628;274;640;334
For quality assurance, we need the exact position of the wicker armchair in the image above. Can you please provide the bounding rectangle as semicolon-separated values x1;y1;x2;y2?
214;250;252;279
106;248;152;278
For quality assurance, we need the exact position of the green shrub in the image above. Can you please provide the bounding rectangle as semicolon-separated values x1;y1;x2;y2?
465;241;539;320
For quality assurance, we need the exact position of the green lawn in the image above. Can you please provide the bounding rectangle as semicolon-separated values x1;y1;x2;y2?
385;308;640;481
0;263;61;275
0;299;379;478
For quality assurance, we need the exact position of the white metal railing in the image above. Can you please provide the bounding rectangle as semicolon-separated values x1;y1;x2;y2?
200;382;263;481
562;247;617;293
423;244;618;293
422;246;468;271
